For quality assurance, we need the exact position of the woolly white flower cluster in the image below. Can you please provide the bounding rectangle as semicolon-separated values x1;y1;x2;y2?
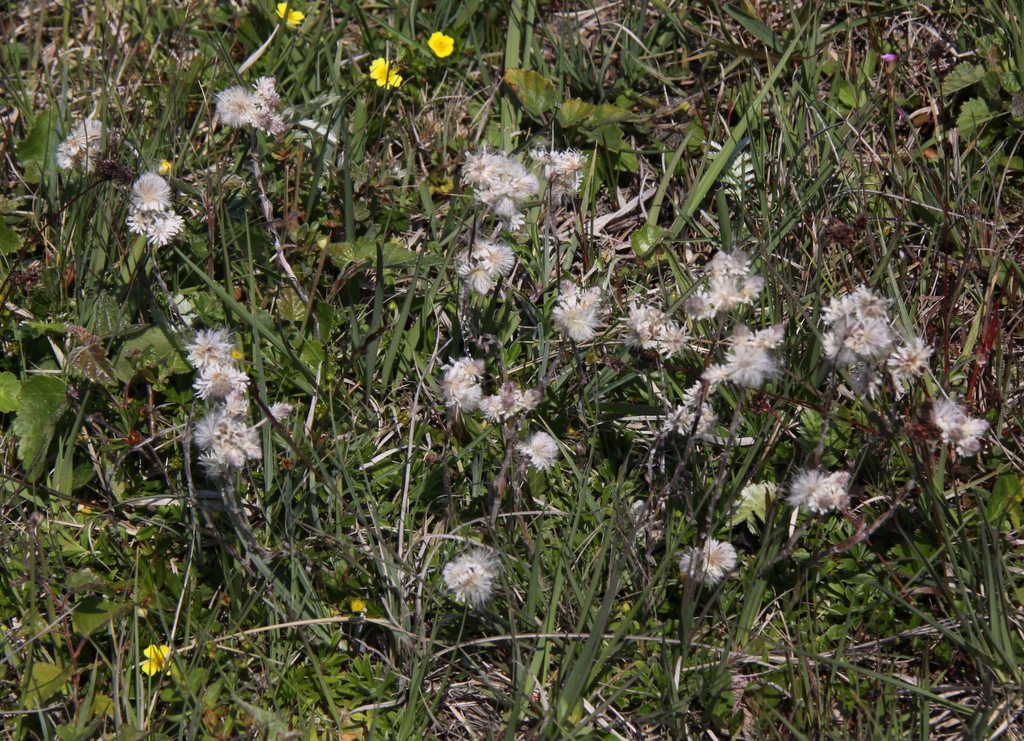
126;173;185;246
822;286;893;365
553;281;604;342
215;77;286;136
787;469;851;514
686;250;764;320
622;304;690;356
663;383;718;439
462;150;539;230
930;398;989;455
479;382;543;422
530;148;585;203
57;119;105;173
822;285;933;396
443;549;500;607
678;539;737;585
440;357;486;413
704;324;784;389
440;358;542;423
186;328;294;478
457;239;516;295
517;431;559;471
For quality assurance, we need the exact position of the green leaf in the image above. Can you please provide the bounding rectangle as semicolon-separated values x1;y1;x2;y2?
0;217;23;255
21;320;68;337
67;339;117;385
943;62;985;95
92;291;130;337
73;595;124;636
276;287;306;321
14;375;69;482
631;223;665;257
25;661;70;706
328;239;444;269
17;109;60;184
112;326;190;381
504;68;557;118
0;371;21;413
730;481;776;532
584;103;635;129
558;98;596;127
957;97;997;138
724;4;782;51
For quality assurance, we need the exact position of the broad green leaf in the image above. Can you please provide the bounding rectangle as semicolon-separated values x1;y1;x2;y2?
92;291;130;337
14;375;69;481
943;62;985;95
89;693;114;719
17;109;60;183
957;97;997;138
73;595;124;636
558;98;596;127
585;103;635;129
504;68;557;118
112;326;190;381
631;223;665;257
328;239;444;269
730;481;776;531
276;287;307;321
0;371;21;412
21;320;68;337
0;217;22;255
25;661;70;706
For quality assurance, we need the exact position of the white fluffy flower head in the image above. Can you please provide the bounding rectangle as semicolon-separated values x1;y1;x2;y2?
131;173;172;212
518;432;559;470
462;150;539;228
703;325;783;389
787;469;851;514
441;357;486;413
187;328;236;370
678;539;737;585
57;119;105;172
457;240;515;295
553;281;604;342
443;549;500;607
687;250;764;319
194;362;249;400
822;286;893;365
623;304;690;356
930;398;989;455
194;409;262;476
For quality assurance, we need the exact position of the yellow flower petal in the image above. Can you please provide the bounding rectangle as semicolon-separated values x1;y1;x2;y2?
350;597;367;612
140;644;170;676
428;32;454;58
275;3;304;27
157;160;172;176
369;58;402;89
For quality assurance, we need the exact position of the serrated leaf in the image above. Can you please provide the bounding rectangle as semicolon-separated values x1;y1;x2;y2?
504;68;557;118
25;661;70;706
730;481;776;532
558;98;596;127
0;371;21;413
276;287;306;322
943;62;985;95
0;217;23;256
1002;71;1022;95
957;97;997;138
14;375;69;481
72;595;124;636
92;291;130;337
67;339;117;385
631;223;664;257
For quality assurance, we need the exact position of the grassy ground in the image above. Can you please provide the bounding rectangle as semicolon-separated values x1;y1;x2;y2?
2;0;1024;738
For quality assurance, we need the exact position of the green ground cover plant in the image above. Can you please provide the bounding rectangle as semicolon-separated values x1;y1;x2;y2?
2;0;1024;738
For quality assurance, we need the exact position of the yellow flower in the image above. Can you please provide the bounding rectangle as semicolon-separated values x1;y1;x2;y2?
275;3;304;27
157;160;173;176
369;58;402;90
428;32;454;58
140;644;170;676
350;597;367;612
